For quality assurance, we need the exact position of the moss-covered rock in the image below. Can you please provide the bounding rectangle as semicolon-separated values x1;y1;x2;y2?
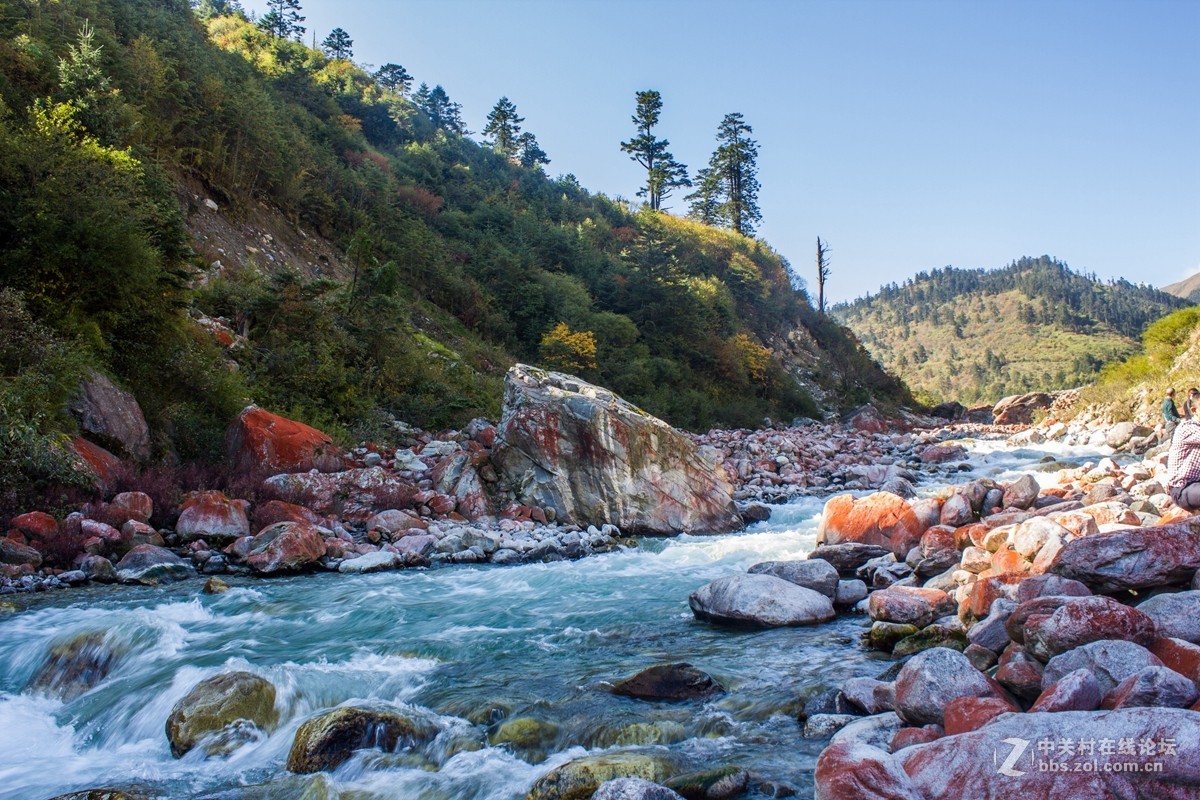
607;721;688;747
26;631;121;701
490;716;560;757
864;621;920;652
526;752;678;800
892;624;969;657
286;706;439;773
191;774;336;800
663;766;750;799
166;671;278;758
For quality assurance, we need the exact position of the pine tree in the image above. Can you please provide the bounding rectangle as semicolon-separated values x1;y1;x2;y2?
374;63;412;94
258;0;305;40
416;84;467;135
685;167;721;225
322;28;353;60
517;132;550;169
708;112;761;236
619;90;690;211
483;97;523;160
57;22;124;143
194;0;243;19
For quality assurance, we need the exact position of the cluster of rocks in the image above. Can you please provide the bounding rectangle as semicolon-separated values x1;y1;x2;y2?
36;651;762;800
800;445;1200;797
693;421;941;506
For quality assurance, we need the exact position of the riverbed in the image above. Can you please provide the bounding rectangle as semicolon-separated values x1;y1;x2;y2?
0;436;1112;800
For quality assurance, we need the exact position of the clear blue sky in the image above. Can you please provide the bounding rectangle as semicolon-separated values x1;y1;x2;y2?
243;0;1199;303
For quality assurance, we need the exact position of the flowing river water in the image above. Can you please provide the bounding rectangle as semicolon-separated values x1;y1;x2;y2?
0;437;1113;800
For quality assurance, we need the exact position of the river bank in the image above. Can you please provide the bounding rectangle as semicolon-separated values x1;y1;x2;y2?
3;430;1133;800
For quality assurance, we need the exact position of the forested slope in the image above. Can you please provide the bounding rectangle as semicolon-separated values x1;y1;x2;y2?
833;256;1186;405
0;0;908;509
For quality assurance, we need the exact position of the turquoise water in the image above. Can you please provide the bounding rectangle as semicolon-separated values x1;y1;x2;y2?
0;438;1107;799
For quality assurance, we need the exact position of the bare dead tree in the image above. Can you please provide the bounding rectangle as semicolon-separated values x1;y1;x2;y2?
816;236;831;313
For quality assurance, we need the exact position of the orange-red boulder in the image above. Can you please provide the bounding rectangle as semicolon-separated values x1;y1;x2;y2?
942;695;1019;735
817;492;927;558
223;406;342;476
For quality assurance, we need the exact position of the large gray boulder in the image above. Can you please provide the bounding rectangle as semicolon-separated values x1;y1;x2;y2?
492;365;742;534
893;647;1008;726
689;573;835;627
70;372;150;462
747;558;839;598
1137;590;1200;644
1049;521;1200;592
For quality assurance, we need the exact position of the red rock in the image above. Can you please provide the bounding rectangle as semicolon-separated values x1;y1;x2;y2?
1025;595;1159;661
253;500;323;532
942;695;1019;735
817;492;927;558
1101;666;1198;710
244;522;327;574
890;726;943;751
262;468;416;520
1030;668;1102;712
869;589;935;627
1049;520;1200;592
121;520;164;549
989;547;1031;576
956;523;987;550
10;512;57;542
71;437;122;489
427;494;457;516
1006;596;1078;643
1150;637;1200;685
966;574;1024;619
432;453;493;520
814;742;923;800
110;492;153;523
176;491;250;543
920;444;967;464
898;708;1200;797
995;660;1044;701
223;405;342;475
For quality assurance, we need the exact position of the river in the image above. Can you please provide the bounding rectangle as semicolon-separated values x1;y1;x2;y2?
0;436;1112;800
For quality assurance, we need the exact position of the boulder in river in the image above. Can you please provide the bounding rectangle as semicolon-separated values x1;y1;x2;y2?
526;751;678;800
1023;595;1158;661
244;522;327;574
492;365;742;535
816;492;926;558
115;544;195;584
689;573;836;627
611;663;723;701
286;706;439;773
166;671;279;758
746;558;839;598
175;491;250;544
663;766;749;799
26;631;120;701
592;779;684;800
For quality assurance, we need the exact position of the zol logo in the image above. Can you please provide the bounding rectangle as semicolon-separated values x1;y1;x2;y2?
996;737;1030;777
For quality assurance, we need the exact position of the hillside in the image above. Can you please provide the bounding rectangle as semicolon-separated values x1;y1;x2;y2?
1163;272;1200;303
832;256;1187;406
1066;305;1200;427
0;0;908;510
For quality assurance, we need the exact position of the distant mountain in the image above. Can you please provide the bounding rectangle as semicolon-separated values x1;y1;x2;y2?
1163;272;1200;303
832;256;1189;406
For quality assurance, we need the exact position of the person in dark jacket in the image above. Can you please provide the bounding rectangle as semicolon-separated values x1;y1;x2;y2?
1163;388;1182;442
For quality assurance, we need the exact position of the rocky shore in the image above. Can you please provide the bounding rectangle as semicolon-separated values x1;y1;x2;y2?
2;367;961;597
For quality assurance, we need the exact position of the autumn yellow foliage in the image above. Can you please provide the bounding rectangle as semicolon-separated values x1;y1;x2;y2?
539;322;598;373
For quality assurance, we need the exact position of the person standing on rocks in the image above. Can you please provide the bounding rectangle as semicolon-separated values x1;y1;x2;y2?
1186;387;1200;419
1167;414;1200;511
1162;387;1182;441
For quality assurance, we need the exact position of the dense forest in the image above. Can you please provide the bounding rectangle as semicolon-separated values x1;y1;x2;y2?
833;257;1188;406
0;0;908;509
